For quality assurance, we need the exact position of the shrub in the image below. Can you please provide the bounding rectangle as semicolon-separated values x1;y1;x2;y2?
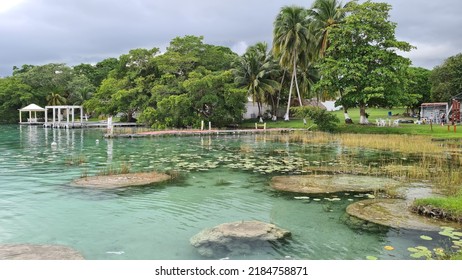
292;106;339;132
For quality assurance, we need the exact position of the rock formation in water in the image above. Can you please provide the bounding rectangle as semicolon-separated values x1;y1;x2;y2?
271;174;401;194
0;244;84;260
346;199;460;231
190;220;290;258
72;171;171;189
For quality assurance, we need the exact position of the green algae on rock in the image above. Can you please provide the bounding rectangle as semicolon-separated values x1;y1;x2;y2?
190;221;291;258
346;199;461;231
0;244;84;260
72;171;171;189
271;174;401;194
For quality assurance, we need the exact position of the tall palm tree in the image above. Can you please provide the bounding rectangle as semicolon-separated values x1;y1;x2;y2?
310;0;351;122
310;0;346;58
273;6;312;120
234;42;279;118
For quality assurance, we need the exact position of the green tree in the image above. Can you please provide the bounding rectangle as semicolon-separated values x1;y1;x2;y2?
85;48;159;121
183;70;247;127
18;63;74;103
430;53;462;102
141;94;196;128
234;42;279;118
316;1;412;124
273;6;312;120
0;76;33;123
403;67;431;114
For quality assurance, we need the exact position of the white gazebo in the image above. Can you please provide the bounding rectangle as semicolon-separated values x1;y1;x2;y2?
18;104;46;124
45;105;84;128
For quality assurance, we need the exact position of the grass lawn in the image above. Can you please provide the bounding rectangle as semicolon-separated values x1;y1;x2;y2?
240;107;462;139
414;195;462;217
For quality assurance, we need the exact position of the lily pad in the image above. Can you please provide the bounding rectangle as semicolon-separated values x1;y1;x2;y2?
408;246;432;259
420;235;433;241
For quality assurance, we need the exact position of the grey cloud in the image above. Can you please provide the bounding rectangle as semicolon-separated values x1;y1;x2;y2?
1;0;461;76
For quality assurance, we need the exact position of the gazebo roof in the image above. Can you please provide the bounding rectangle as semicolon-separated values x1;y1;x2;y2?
19;104;46;111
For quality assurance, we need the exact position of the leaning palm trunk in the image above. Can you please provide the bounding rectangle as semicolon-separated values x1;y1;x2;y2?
274;69;286;121
293;59;303;108
285;71;295;121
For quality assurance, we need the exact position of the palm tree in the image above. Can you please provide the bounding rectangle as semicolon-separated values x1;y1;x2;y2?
273;6;312;120
234;42;279;118
310;0;346;58
46;92;67;106
310;0;352;122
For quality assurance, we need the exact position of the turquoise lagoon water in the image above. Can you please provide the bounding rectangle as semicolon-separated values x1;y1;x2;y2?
0;125;452;259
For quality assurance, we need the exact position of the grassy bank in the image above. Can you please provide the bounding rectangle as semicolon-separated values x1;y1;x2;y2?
240;107;462;138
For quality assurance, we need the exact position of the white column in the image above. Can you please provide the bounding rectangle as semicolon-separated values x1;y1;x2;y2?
80;107;83;125
19;110;22;123
52;108;56;125
71;107;75;124
58;108;61;123
29;111;32;122
66;107;69;125
45;109;48;125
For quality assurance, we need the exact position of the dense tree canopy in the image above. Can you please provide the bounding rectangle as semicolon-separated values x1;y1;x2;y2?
430;53;462;102
316;1;412;124
1;2;457;129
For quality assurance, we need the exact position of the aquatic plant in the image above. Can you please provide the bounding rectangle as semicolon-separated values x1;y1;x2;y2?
407;227;462;259
97;162;131;176
65;155;87;166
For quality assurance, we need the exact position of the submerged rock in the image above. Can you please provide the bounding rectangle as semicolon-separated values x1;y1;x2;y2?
346;199;460;231
0;244;84;260
271;174;400;194
190;221;290;258
72;171;171;189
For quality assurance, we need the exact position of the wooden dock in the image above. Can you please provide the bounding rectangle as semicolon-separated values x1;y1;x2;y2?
104;128;300;138
19;121;142;129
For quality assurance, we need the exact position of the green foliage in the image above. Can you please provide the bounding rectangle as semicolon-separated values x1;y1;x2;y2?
316;1;413;123
233;42;279;117
0;76;33;123
414;195;462;217
140;94;196;128
292;106;339;132
430;53;462;102
183;70;247;127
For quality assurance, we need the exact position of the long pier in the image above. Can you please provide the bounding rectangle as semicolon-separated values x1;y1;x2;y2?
104;128;300;138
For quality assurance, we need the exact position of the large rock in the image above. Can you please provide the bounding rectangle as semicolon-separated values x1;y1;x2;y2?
0;244;84;260
346;199;461;231
72;171;171;189
190;221;290;258
271;174;400;194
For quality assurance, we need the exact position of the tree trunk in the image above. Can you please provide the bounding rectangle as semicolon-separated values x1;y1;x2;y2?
285;71;295;121
293;58;303;108
257;101;262;118
343;105;353;124
359;104;369;124
274;69;286;121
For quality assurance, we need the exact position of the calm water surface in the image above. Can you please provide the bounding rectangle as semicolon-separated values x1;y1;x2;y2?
0;125;450;259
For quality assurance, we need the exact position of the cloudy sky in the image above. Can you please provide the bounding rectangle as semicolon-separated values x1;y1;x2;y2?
1;0;461;77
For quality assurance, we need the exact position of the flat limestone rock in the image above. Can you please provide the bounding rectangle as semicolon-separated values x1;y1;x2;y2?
346;199;460;231
271;174;400;194
72;171;171;189
0;244;84;260
190;221;290;258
